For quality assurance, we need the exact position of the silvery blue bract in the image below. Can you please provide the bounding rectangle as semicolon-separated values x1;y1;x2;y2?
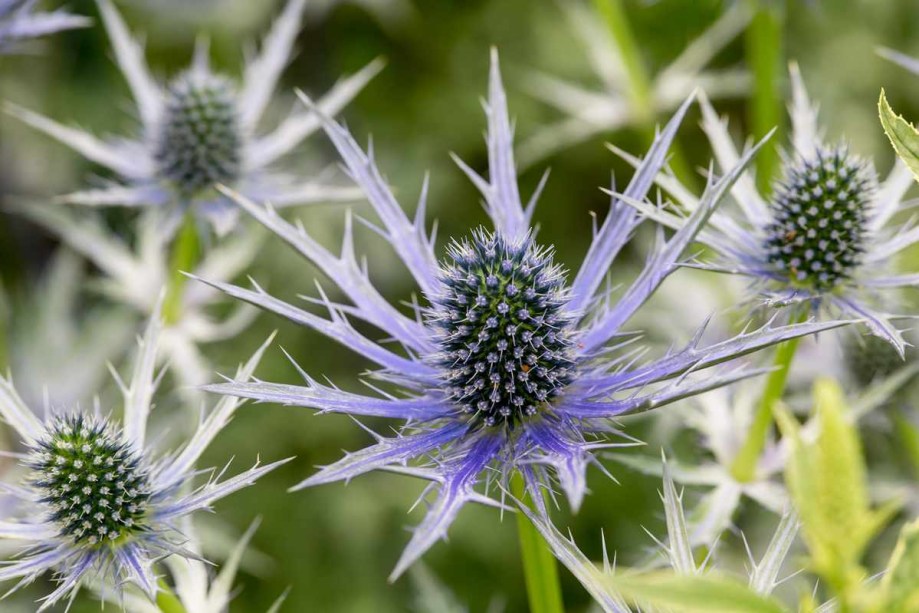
203;51;846;579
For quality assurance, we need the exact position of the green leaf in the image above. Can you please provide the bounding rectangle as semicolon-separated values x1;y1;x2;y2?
604;571;790;613
881;519;919;612
779;379;898;593
879;89;919;183
811;378;871;561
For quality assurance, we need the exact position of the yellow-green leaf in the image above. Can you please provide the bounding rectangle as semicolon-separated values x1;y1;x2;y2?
812;378;872;564
779;380;896;590
881;519;919;612
604;571;790;613
879;89;919;183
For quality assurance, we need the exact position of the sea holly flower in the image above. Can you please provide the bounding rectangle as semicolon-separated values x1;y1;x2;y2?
0;313;288;609
517;1;750;168
614;65;918;355
0;0;88;53
4;0;380;235
201;51;844;579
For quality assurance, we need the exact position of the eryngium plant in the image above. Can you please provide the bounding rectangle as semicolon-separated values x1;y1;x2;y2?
203;52;844;579
615;66;918;355
4;0;379;234
0;0;87;53
0;314;287;610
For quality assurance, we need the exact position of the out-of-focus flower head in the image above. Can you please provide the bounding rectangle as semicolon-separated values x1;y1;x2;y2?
518;1;750;168
202;50;844;579
16;205;262;398
4;0;381;235
0;311;288;610
615;65;918;356
0;0;88;53
613;355;915;550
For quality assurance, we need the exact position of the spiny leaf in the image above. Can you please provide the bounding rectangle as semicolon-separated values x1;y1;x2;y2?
879;89;919;183
811;378;871;563
778;380;898;592
603;571;790;613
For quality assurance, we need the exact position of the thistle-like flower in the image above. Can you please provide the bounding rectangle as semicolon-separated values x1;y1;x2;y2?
0;0;88;53
4;0;380;234
615;66;918;354
202;52;843;579
518;1;749;168
0;313;287;609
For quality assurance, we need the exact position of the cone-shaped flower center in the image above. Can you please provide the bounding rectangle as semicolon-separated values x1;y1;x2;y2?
29;416;150;546
431;231;575;427
764;146;875;291
845;334;908;388
155;71;242;197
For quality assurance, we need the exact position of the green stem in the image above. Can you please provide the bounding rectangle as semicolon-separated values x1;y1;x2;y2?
730;310;807;483
746;0;785;193
163;214;201;326
512;473;564;613
591;0;697;188
893;411;919;479
156;583;186;613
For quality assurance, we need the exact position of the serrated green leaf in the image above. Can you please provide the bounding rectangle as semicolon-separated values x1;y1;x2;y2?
881;519;919;612
811;378;871;564
879;89;919;183
780;380;898;595
604;571;790;613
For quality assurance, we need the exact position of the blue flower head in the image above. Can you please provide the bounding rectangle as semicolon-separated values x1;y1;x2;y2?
203;51;844;579
4;0;381;235
616;65;918;356
0;315;287;610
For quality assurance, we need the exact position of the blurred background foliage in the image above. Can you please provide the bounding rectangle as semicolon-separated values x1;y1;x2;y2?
2;0;919;610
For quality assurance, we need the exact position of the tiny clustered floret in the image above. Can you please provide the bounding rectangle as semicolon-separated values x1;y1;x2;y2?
155;71;243;197
430;230;575;427
765;145;876;290
28;415;150;546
